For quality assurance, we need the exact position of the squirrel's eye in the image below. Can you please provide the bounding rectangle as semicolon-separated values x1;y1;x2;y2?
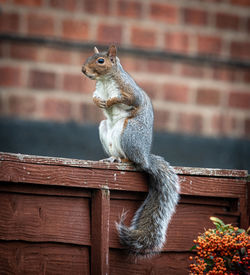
97;58;105;64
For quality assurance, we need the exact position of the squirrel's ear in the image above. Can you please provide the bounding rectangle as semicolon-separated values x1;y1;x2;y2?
94;47;99;54
107;45;117;63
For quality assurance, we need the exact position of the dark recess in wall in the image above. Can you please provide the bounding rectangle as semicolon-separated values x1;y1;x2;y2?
0;118;249;172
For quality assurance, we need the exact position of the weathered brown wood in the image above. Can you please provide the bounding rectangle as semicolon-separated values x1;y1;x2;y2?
0;152;248;177
0;192;91;245
109;249;192;275
0;182;91;198
247;178;250;228
109;199;239;251
91;189;110;275
0;160;247;198
0;242;90;275
0;160;147;192
0;152;248;274
179;175;246;198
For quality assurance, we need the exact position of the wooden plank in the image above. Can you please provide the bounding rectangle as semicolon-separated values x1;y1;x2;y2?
0;161;147;192
0;182;91;198
179;175;246;198
110;249;191;275
0;241;90;275
111;191;236;208
0;192;91;245
0;152;248;178
247;178;250;228
109;199;239;251
0;161;247;197
91;189;110;275
239;197;248;229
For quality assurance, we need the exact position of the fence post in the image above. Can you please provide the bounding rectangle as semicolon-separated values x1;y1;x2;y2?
91;188;110;275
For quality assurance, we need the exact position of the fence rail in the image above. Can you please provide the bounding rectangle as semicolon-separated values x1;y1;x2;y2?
0;152;248;275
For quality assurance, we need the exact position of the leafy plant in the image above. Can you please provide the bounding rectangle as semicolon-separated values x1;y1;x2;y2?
189;217;250;274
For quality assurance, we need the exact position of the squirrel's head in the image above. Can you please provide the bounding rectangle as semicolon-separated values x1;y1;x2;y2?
82;45;117;80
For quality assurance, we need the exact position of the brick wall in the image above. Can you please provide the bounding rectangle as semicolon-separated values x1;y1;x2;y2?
0;0;250;138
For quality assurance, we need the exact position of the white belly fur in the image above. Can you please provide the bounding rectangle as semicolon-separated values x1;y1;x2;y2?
99;117;126;158
94;79;129;158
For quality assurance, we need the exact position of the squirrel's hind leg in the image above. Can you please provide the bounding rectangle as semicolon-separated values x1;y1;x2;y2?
121;118;152;170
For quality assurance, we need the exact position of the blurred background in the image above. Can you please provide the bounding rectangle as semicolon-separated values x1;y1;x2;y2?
0;0;250;170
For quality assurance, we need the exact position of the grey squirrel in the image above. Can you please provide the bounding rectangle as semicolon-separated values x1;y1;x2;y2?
82;45;180;257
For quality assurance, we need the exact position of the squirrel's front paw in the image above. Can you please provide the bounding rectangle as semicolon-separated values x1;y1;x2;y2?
93;97;107;108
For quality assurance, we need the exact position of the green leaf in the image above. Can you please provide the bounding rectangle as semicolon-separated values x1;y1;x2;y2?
190;245;197;251
210;217;225;227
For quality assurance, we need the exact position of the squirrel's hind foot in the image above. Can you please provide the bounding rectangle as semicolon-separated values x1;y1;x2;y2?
100;156;122;163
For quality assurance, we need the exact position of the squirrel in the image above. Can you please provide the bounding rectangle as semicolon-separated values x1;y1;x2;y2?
82;45;180;257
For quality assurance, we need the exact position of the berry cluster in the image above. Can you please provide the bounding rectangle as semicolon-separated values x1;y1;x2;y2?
189;217;250;274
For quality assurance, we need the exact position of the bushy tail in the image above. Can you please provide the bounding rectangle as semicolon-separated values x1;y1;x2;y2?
116;154;180;257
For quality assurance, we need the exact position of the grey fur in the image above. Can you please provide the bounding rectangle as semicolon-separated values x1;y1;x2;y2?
82;46;180;257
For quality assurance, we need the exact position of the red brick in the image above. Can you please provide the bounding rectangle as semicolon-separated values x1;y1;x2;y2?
81;102;103;124
244;70;250;83
231;0;250;6
136;80;161;99
62;19;88;41
13;0;42;6
0;94;5;115
165;32;190;53
97;24;122;44
150;3;178;24
43;98;72;121
145;59;173;74
10;43;38;61
84;0;110;15
154;110;170;130
197;35;222;55
121;56;146;72
247;18;250;33
183;8;208;26
230;41;250;59
196;88;221;106
117;0;142;18
212;67;238;82
29;70;56;90
228;91;250;109
244;118;250;137
211;114;238;136
177;112;203;134
0;42;5;58
163;83;189;103
8;94;36;116
0;66;22;87
49;0;77;10
215;12;240;30
179;63;205;78
130;27;156;48
27;14;55;37
0;12;20;33
43;48;72;64
63;73;94;93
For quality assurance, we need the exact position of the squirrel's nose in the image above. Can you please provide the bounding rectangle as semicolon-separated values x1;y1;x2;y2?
82;66;86;74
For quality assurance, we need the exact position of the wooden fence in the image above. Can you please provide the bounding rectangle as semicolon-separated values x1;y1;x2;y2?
0;152;249;274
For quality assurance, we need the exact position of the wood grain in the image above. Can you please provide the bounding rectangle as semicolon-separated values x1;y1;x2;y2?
0;192;91;245
0;161;247;197
0;152;248;274
109;198;239;251
1;152;248;177
0;182;91;198
91;189;110;275
0;241;90;275
109;249;192;275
